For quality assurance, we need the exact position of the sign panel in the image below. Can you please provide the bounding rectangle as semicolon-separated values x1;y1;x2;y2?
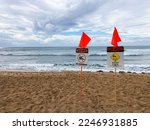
76;48;88;65
107;46;124;68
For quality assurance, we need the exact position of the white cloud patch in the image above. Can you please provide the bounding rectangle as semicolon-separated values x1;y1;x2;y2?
0;0;150;47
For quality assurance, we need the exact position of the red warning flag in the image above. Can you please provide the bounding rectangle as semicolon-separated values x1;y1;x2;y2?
78;32;91;48
111;27;121;47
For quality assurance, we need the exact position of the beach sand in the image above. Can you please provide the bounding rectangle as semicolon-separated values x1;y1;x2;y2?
0;71;150;113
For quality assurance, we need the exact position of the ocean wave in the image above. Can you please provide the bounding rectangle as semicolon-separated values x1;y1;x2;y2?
0;63;150;72
89;54;106;56
54;63;76;67
0;63;105;68
125;54;144;56
0;53;145;57
0;54;75;56
0;53;107;57
54;63;105;67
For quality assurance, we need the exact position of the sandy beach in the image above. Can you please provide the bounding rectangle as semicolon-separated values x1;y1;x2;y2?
0;71;150;113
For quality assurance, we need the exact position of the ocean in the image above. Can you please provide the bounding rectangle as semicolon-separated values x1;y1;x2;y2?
0;46;150;73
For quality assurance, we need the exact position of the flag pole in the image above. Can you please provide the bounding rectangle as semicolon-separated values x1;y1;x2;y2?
114;67;117;104
80;65;84;96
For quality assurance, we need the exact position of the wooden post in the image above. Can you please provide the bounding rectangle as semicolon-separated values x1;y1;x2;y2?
80;65;84;96
114;68;117;104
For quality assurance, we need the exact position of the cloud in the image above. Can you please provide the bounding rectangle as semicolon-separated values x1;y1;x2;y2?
33;0;103;35
0;0;150;47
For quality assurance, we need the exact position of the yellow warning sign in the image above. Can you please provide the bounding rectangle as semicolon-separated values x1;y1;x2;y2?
111;53;120;62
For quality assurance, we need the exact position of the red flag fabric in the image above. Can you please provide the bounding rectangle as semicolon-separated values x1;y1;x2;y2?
78;32;91;48
111;27;121;47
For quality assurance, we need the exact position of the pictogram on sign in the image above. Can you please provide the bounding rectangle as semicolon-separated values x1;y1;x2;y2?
111;53;120;62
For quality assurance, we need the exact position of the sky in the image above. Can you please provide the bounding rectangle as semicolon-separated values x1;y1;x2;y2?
0;0;150;47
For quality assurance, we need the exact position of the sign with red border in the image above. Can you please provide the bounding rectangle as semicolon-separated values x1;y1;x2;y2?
107;46;124;68
76;48;88;65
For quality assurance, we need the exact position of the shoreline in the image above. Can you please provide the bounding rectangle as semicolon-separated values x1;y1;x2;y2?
0;69;150;74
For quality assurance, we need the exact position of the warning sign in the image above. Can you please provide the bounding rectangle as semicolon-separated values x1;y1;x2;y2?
76;48;88;65
107;46;124;68
111;53;120;62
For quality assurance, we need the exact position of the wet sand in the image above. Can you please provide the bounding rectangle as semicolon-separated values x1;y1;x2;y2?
0;71;150;113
